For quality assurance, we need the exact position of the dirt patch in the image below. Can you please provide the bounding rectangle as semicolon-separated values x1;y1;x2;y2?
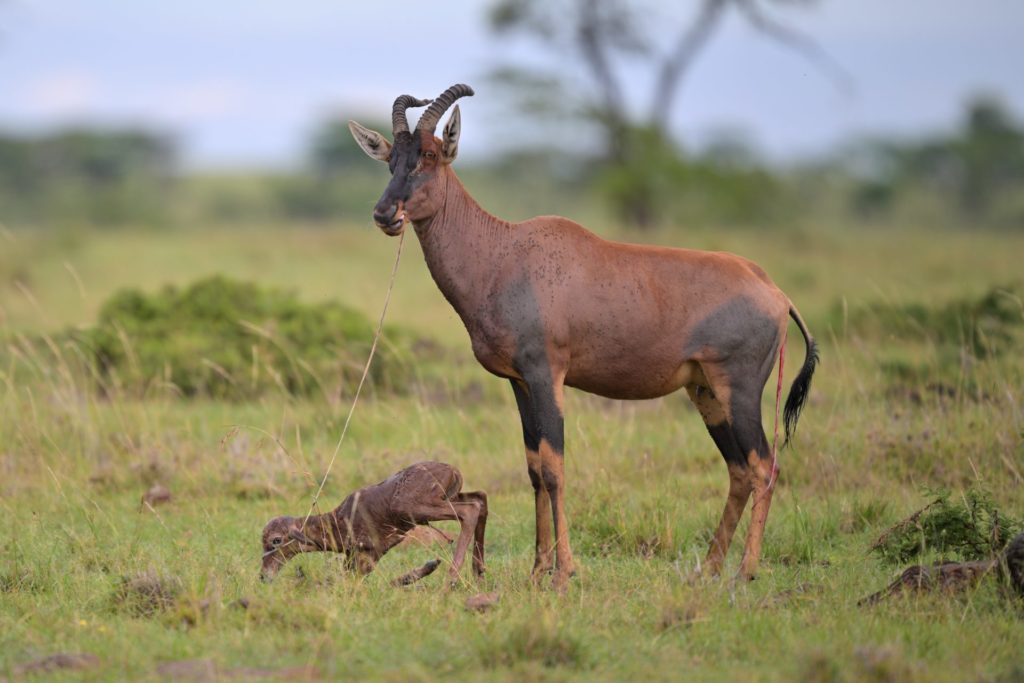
657;601;704;631
142;483;172;507
10;652;100;676
465;591;500;612
155;659;320;681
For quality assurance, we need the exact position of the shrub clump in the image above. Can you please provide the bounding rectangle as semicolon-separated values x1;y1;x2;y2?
78;275;411;400
843;283;1023;357
869;488;1023;565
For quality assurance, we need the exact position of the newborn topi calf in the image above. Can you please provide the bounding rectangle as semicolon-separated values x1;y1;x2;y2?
260;461;487;586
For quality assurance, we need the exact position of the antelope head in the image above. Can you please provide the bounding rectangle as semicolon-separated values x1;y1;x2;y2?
349;84;474;235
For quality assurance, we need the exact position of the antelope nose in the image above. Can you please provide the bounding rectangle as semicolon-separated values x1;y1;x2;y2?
373;204;397;227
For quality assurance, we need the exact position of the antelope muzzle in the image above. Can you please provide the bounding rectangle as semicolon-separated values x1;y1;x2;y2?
373;200;406;236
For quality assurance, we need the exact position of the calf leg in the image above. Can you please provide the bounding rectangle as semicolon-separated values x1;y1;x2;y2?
448;501;481;585
456;491;488;576
409;499;483;585
511;380;555;580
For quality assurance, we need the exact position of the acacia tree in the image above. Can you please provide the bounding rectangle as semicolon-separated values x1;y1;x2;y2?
488;0;850;227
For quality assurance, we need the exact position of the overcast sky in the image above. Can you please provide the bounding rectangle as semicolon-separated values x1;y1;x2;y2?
0;1;1021;168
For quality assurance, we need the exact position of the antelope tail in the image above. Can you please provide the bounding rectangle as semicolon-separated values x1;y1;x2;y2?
783;304;819;446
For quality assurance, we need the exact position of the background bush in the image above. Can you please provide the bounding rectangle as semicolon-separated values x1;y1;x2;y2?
78;275;411;400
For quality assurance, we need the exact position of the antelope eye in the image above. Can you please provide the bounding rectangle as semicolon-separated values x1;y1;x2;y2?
271;537;282;547
423;151;436;159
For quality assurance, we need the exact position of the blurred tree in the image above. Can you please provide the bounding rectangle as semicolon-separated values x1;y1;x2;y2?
488;0;849;227
845;96;1024;227
308;117;390;179
0;127;176;226
35;129;174;186
956;97;1024;216
266;117;395;222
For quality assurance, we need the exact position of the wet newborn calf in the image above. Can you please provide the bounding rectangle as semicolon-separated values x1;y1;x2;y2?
260;461;487;586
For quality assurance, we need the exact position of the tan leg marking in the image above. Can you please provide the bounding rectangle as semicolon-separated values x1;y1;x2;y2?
685;382;752;577
541;442;576;591
705;463;753;576
739;449;776;579
526;448;555;580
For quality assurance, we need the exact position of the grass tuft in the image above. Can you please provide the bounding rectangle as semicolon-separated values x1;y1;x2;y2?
870;488;1023;565
478;611;589;670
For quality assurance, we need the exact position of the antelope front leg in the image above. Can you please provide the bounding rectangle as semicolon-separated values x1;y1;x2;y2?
511;380;555;580
523;371;576;591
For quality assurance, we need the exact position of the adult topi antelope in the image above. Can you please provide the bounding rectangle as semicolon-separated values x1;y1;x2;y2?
349;84;818;590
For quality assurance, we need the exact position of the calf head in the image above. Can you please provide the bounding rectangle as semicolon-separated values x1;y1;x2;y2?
259;515;331;582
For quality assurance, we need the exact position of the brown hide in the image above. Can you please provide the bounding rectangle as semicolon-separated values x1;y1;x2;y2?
355;87;816;587
412;164;790;400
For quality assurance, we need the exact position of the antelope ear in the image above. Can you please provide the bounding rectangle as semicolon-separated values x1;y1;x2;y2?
441;105;462;163
348;121;392;162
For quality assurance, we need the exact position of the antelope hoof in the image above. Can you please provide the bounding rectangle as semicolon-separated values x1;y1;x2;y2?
530;564;554;586
690;560;724;584
550;569;574;594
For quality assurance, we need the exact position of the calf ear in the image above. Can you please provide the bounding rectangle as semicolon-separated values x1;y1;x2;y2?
289;528;317;549
441;105;462;163
348;121;392;162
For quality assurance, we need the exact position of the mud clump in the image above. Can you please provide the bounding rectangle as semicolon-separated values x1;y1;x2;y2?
112;571;182;616
9;652;100;676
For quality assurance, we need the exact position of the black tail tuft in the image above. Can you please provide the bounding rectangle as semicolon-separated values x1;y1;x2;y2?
783;336;818;447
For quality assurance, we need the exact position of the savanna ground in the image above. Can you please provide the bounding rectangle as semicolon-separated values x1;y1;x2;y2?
1;219;1023;681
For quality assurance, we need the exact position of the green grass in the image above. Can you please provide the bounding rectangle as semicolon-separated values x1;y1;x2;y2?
2;222;1024;681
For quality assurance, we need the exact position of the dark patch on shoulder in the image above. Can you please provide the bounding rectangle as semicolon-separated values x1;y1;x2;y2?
511;380;542;453
498;278;565;454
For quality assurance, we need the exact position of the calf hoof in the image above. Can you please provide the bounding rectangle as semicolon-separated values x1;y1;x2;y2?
445;571;465;591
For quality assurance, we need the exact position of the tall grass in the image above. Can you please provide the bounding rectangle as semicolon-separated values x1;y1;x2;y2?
1;224;1023;680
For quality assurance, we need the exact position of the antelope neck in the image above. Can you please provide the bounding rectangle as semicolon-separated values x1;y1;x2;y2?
411;169;511;321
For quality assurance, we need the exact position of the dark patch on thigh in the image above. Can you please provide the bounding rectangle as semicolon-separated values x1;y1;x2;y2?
706;422;748;467
727;409;772;461
685;296;778;367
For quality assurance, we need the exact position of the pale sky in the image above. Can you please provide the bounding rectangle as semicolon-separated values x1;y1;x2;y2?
0;1;1020;168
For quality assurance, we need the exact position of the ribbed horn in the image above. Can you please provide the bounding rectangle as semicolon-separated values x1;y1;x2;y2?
415;84;474;133
392;94;431;136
